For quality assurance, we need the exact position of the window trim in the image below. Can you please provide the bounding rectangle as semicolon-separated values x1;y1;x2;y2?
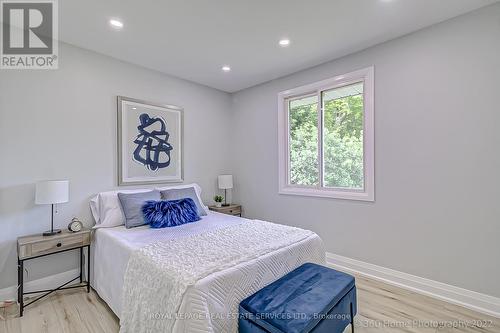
278;66;374;201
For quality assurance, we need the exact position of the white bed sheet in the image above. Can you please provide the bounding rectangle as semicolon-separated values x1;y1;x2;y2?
92;211;245;316
92;211;325;332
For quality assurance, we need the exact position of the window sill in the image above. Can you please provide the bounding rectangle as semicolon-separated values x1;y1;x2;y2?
279;186;374;202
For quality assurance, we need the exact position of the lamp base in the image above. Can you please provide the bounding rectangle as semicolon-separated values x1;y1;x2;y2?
221;203;230;207
43;229;62;236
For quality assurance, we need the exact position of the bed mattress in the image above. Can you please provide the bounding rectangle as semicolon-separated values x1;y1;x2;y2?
92;211;325;332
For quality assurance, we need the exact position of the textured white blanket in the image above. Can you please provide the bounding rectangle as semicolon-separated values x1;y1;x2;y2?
120;220;325;333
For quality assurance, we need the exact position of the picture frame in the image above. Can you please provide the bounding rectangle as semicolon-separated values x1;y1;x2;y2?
117;96;184;185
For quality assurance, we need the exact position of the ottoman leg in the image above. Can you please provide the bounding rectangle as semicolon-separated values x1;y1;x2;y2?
350;302;355;333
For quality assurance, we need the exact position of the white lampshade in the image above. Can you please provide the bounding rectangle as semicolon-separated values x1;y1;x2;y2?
218;175;233;190
35;180;69;205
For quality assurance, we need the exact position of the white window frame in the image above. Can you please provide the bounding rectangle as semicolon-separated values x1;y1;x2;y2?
278;66;374;201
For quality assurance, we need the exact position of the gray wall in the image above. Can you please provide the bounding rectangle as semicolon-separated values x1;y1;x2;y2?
230;4;500;298
0;43;232;289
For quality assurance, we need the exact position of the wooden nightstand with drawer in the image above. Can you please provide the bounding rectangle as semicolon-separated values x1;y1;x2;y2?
208;204;242;217
17;230;91;317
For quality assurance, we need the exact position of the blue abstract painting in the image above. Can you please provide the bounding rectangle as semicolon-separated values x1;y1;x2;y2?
132;113;173;171
118;96;183;185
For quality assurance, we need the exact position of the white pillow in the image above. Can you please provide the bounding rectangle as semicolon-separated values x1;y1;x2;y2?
90;188;152;228
90;183;207;228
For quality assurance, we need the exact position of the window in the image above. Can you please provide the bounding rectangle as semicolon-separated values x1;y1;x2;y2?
278;67;374;201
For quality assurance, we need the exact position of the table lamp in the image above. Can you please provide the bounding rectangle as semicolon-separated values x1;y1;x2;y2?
35;180;69;236
217;175;233;206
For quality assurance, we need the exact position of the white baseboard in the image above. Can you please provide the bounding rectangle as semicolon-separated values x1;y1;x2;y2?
326;252;500;319
2;253;499;319
0;268;80;302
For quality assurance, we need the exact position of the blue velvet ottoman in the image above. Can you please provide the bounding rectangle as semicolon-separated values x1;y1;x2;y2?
239;263;356;333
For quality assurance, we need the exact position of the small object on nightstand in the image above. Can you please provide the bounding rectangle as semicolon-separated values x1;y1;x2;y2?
68;217;83;232
209;204;241;217
213;195;223;208
17;229;91;317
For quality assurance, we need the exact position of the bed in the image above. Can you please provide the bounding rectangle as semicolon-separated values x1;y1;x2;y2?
91;192;325;333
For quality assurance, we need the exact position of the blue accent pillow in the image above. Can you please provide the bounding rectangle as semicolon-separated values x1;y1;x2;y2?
117;190;161;228
160;187;207;216
142;198;201;228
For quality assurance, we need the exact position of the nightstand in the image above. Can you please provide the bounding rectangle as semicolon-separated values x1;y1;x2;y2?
208;204;242;217
17;229;91;317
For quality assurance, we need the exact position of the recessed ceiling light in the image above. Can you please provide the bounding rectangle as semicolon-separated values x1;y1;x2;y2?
109;19;124;29
279;39;290;47
222;65;231;72
132;107;137;110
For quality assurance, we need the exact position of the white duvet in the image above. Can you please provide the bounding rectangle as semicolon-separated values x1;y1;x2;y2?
92;212;325;333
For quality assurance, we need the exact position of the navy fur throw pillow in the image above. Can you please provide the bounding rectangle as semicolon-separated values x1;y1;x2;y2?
142;198;201;228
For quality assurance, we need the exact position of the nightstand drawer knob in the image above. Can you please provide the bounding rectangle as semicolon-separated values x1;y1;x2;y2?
56;242;62;247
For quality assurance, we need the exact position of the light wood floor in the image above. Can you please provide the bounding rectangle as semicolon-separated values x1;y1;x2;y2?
1;274;499;333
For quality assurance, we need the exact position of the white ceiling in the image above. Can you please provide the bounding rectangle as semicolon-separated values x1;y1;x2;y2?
58;0;498;92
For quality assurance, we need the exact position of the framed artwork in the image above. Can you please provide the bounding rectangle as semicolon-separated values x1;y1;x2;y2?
117;96;183;185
